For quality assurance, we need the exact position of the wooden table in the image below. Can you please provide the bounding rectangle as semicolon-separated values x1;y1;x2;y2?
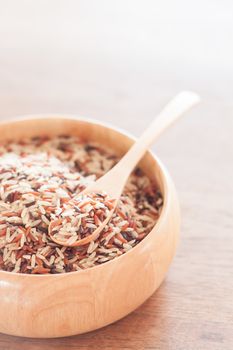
0;1;232;349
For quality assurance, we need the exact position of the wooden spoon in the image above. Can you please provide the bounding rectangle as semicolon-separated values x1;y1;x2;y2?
49;91;200;246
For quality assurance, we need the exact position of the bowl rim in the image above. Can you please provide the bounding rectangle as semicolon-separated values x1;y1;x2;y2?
0;114;174;279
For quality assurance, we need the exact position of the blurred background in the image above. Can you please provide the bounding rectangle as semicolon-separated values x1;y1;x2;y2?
0;0;232;119
0;1;233;348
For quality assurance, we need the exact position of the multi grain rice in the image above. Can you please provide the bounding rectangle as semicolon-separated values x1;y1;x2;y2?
0;135;163;274
49;191;115;245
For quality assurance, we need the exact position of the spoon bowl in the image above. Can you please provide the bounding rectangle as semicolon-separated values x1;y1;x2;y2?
48;208;115;247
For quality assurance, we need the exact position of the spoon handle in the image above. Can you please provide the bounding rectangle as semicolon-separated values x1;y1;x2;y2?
109;91;200;188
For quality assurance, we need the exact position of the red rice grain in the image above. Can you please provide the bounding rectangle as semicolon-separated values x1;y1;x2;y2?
0;135;163;273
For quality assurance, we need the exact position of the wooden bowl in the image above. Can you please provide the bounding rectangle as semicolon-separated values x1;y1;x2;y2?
0;115;180;338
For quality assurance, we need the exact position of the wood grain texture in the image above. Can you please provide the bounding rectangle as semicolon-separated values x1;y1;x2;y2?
0;0;232;348
0;117;180;338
